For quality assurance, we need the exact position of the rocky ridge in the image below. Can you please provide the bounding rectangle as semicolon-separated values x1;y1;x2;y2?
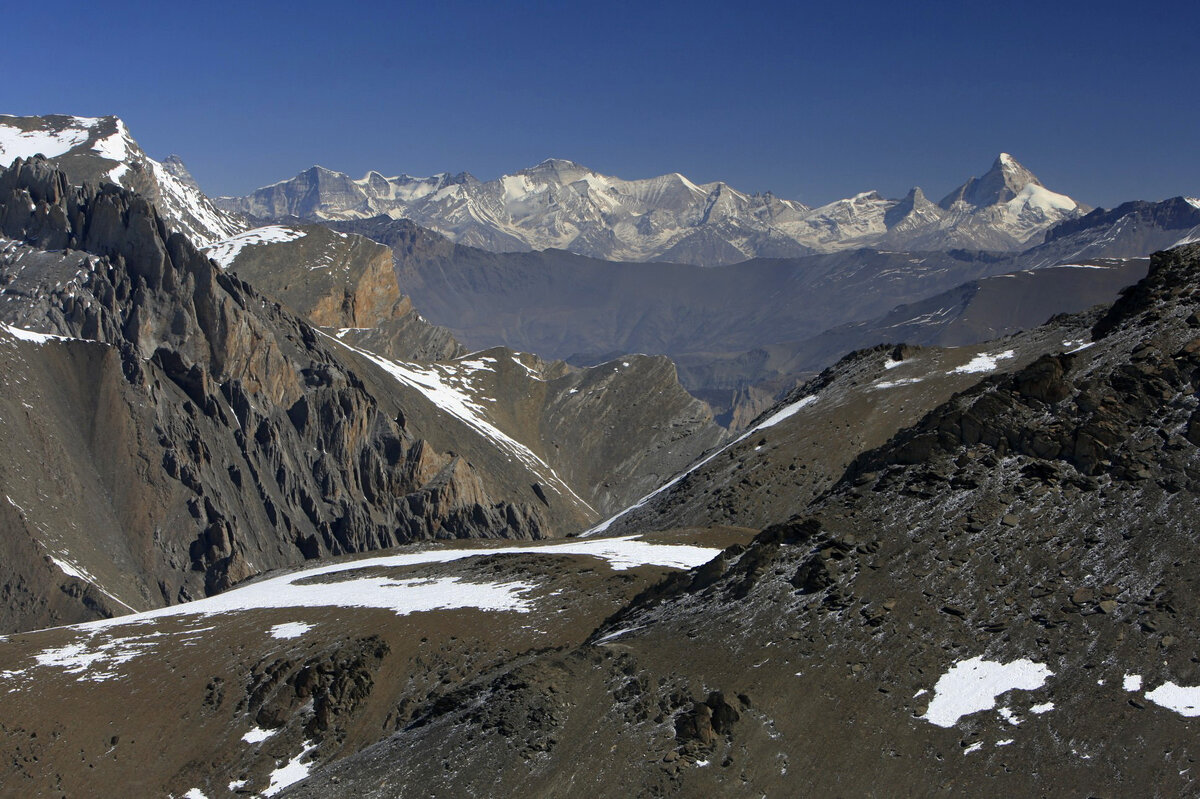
205;221;728;515
0;157;589;631
0;114;245;246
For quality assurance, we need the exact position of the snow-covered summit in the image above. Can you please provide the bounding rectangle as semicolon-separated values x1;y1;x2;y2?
221;153;1085;265
0;114;245;247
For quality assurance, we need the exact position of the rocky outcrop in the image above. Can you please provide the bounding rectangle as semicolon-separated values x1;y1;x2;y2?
213;223;463;362
0;158;587;631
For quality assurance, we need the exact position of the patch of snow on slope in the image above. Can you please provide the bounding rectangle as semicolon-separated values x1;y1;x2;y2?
269;621;314;640
0;121;92;165
263;739;318;796
1124;674;1143;692
951;349;1015;375
242;726;277;744
203;225;307;268
0;321;72;344
920;656;1053;728
1145;682;1200;716
32;634;164;682
874;377;923;390
66;536;719;633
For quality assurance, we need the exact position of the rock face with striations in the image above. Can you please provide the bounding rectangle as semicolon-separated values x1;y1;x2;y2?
206;222;464;362
0;157;594;632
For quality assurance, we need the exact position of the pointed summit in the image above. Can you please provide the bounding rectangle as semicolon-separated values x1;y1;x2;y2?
939;153;1043;210
885;186;937;229
160;154;200;192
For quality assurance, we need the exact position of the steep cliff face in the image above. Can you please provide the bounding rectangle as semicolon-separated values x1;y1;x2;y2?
206;223;463;363
0;158;593;632
213;220;728;517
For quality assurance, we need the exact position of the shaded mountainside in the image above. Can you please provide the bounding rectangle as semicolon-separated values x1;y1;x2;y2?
1022;196;1200;268
683;258;1149;395
325;216;1022;370
206;222;728;517
282;244;1200;797
0;158;599;632
220;153;1083;265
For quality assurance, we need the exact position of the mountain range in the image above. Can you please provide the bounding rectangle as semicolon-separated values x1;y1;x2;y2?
218;152;1087;265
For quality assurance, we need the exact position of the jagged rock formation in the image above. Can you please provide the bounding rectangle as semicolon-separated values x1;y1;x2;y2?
204;221;728;516
0;157;595;631
221;154;1084;266
206;223;464;362
281;244;1200;798
0;114;245;245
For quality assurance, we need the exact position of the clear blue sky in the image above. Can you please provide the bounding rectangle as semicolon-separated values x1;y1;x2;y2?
3;0;1197;208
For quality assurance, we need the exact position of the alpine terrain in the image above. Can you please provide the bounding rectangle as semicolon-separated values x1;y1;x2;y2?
0;112;1196;798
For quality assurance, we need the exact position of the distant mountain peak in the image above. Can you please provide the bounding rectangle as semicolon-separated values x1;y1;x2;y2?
940;152;1045;210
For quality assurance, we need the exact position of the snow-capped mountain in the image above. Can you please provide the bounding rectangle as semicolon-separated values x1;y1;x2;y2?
783;153;1087;253
0;114;245;246
220;158;815;266
220;154;1086;265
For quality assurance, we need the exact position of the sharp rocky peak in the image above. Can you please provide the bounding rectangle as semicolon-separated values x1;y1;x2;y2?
939;152;1044;210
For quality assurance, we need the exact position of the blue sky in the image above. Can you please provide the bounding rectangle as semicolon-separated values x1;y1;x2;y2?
3;0;1197;207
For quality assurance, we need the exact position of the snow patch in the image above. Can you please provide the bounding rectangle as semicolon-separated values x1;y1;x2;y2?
0;120;92;165
950;349;1015;375
1146;682;1200;716
874;377;923;390
1123;674;1143;692
263;739;318;796
32;634;161;682
242;726;277;744
67;536;719;633
203;226;307;269
0;321;72;344
962;741;984;756
1029;702;1055;715
752;394;817;431
920;656;1053;728
269;621;314;640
